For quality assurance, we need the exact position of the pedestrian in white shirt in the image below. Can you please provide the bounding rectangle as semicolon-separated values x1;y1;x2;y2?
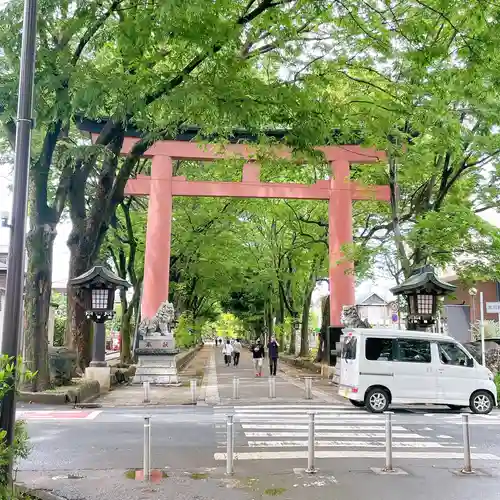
222;340;233;366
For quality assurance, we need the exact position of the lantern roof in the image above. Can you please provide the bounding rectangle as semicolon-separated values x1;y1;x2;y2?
69;265;130;289
390;265;456;296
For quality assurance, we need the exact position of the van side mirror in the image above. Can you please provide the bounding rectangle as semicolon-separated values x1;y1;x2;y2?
467;357;474;367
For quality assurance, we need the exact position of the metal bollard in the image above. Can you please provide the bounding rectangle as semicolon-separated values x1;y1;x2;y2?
306;412;316;473
304;377;313;400
268;376;276;399
461;414;473;473
226;414;234;475
190;379;197;404
232;377;240;400
383;411;394;471
143;417;151;481
143;381;150;403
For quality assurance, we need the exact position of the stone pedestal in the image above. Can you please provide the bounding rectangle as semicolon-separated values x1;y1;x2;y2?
132;335;180;385
85;366;111;393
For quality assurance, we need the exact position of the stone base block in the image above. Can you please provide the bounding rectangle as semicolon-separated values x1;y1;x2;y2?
133;373;180;385
132;353;180;386
85;366;111;393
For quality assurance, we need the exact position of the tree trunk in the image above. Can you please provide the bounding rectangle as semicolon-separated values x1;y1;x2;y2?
66;248;92;371
23;223;56;391
288;316;297;355
119;283;141;364
315;296;330;363
299;258;321;358
120;309;133;364
276;293;285;351
265;297;273;344
299;287;313;357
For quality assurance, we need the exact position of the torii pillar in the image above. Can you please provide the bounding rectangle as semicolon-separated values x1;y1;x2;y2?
329;157;355;326
141;155;173;319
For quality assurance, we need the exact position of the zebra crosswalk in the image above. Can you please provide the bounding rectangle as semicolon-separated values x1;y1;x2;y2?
213;404;500;462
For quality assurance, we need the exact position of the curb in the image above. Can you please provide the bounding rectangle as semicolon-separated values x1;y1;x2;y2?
16;484;67;500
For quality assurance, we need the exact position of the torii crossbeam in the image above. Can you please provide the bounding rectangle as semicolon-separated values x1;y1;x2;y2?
81;120;390;327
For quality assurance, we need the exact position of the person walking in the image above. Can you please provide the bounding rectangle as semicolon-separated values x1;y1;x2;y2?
232;338;242;366
267;335;279;376
222;340;233;367
251;339;265;377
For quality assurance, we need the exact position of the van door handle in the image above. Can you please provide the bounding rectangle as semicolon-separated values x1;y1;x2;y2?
437;369;444;374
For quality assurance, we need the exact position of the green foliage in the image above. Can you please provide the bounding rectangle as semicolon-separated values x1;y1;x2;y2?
0;356;33;497
174;312;199;349
212;313;246;340
495;374;500;403
53;318;65;347
51;292;67;347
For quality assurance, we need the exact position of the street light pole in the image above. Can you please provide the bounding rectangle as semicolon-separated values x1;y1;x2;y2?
0;0;38;482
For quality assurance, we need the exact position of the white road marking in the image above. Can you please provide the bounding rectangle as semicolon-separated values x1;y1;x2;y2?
236;418;386;424
246;440;459;448
245;432;428;439
241;424;408;431
85;411;102;420
231;409;369;414
214;451;500;461
216;404;494;462
218;405;351;410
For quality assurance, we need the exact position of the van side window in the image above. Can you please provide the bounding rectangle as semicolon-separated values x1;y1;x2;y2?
342;336;357;360
365;338;393;361
396;339;431;363
438;342;471;367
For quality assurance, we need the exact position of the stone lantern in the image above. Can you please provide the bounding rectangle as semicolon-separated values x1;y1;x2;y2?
390;265;456;331
69;266;130;390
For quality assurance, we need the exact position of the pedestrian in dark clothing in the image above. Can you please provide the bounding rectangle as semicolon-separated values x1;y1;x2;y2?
251;339;265;377
267;335;279;376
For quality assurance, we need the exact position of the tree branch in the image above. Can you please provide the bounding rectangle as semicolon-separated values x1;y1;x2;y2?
71;0;125;65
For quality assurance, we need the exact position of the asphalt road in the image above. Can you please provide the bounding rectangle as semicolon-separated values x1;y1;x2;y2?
16;404;500;500
15;347;500;499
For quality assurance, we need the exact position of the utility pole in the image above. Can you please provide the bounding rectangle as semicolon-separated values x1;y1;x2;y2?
0;0;38;482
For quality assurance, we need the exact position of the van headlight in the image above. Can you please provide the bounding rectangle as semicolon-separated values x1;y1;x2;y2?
488;370;494;381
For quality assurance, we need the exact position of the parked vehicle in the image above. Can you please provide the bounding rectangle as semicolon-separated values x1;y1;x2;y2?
339;328;497;414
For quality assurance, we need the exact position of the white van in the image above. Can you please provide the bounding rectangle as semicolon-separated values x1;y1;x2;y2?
339;328;497;414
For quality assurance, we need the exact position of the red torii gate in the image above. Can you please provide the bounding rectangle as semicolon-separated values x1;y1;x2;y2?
98;133;389;326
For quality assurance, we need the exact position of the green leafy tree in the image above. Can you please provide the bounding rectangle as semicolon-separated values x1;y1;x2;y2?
101;198;145;362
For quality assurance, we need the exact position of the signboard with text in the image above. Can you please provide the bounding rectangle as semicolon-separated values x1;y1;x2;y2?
486;302;500;314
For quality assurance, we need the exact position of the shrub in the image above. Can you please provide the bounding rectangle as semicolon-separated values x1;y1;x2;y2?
0;355;33;499
495;374;500;405
471;320;500;341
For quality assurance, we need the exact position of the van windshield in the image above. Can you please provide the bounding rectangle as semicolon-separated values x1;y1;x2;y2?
342;336;357;360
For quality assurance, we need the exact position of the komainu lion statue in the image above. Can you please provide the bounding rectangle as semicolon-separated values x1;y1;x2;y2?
138;301;175;338
342;305;371;328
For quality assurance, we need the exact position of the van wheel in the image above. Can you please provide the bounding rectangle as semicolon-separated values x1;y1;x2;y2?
365;388;389;413
470;390;494;414
349;399;364;408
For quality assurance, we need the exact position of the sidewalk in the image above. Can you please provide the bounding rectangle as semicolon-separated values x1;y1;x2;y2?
210;345;344;405
95;345;211;407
